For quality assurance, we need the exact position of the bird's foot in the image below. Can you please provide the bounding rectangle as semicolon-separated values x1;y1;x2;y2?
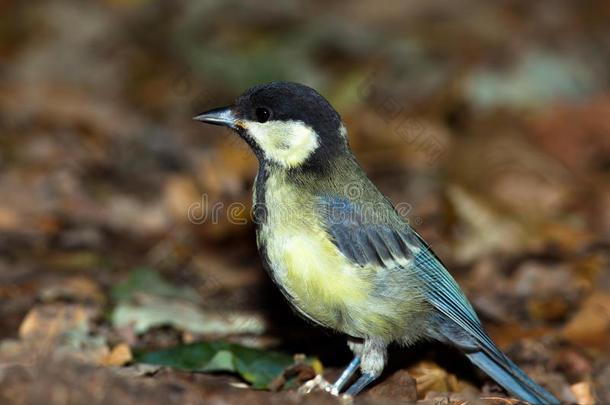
298;374;336;396
298;374;359;403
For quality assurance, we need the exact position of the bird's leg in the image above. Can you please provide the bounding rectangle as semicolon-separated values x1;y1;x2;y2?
343;338;387;397
344;372;380;396
331;356;361;395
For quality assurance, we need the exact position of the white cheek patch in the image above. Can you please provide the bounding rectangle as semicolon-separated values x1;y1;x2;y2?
243;120;320;168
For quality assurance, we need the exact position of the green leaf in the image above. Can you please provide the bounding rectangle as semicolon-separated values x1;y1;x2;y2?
133;341;320;389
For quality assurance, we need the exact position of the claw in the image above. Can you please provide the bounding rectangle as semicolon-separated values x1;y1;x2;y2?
298;374;335;395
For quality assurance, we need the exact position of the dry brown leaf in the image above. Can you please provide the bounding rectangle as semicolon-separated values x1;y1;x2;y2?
447;186;526;263
562;292;610;351
408;361;478;399
40;276;106;306
533;222;595;255
10;304;108;367
19;305;89;341
527;297;570;322
570;381;595;405
99;343;133;367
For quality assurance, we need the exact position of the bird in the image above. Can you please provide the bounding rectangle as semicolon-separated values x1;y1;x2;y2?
194;81;559;404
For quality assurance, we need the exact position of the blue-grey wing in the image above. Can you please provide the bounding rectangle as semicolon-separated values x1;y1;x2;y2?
318;195;504;361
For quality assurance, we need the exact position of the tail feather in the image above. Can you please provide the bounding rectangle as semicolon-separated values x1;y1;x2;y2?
466;351;559;405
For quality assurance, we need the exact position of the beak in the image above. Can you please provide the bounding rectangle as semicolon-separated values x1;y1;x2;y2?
193;106;245;130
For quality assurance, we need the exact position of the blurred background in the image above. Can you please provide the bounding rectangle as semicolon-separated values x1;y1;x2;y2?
1;1;609;404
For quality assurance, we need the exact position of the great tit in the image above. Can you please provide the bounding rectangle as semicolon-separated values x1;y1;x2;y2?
194;81;558;404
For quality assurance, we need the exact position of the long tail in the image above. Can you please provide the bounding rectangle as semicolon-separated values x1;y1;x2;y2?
466;350;559;405
411;243;559;404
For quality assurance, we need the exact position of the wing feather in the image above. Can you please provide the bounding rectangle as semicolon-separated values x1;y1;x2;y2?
318;195;508;365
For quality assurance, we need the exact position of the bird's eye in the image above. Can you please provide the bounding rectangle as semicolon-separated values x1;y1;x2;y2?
255;107;270;123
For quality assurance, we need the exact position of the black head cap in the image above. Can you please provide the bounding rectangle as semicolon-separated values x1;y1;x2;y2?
195;82;351;170
234;82;341;131
236;82;348;166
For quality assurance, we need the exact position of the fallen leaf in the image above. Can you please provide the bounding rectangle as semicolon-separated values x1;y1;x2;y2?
111;268;265;336
39;276;106;306
112;300;265;336
19;305;89;341
268;361;317;392
570;381;595;405
562;292;610;351
10;304;108;366
99;343;133;367
133;341;321;389
408;361;478;399
527;297;570;322
447;185;526;263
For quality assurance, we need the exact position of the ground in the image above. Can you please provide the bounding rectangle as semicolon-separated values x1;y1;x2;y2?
1;1;609;404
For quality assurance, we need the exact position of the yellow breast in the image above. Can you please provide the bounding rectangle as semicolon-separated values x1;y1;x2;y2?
273;225;368;303
255;171;371;329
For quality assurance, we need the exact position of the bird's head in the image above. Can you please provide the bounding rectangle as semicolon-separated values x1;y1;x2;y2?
194;82;349;170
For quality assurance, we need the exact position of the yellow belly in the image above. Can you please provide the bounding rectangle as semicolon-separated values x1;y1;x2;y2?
260;222;428;339
262;221;371;328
